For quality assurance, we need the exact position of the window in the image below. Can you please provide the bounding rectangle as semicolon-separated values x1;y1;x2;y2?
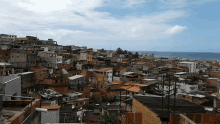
61;79;63;82
183;95;185;98
5;54;8;57
76;103;78;106
55;80;58;83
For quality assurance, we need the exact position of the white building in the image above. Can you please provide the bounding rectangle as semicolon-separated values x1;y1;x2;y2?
176;78;198;93
174;72;187;79
142;53;154;60
76;61;83;70
159;84;175;95
177;62;197;73
79;52;88;61
55;56;62;69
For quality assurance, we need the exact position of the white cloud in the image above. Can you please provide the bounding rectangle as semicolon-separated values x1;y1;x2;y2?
164;25;187;35
160;0;218;8
160;0;187;8
17;0;104;13
0;0;187;49
123;0;148;8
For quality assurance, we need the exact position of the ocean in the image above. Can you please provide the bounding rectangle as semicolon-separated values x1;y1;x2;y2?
134;51;220;60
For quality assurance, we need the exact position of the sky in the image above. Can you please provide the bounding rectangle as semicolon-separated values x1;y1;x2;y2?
0;0;220;52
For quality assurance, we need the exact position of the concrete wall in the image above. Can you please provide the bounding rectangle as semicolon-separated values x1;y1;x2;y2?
79;53;87;61
10;50;27;63
69;76;85;85
41;109;59;124
4;76;21;100
19;73;35;90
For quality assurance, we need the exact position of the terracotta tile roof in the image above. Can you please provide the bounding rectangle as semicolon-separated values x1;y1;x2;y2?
29;67;49;71
134;62;146;65
124;82;136;86
88;61;97;65
127;87;140;93
41;106;61;110
213;66;220;69
111;80;123;84
121;61;128;64
97;68;112;72
81;71;87;76
176;67;186;70
120;86;132;90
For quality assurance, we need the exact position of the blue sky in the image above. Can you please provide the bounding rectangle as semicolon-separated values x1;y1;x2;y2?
0;0;220;52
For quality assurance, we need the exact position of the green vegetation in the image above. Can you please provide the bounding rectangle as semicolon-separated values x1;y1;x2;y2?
102;112;120;124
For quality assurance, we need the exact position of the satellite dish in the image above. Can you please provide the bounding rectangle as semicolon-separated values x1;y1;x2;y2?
72;105;75;109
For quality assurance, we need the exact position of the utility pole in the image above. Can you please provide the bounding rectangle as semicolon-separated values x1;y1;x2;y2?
112;64;114;82
173;77;177;114
161;74;164;122
167;75;170;123
173;77;177;123
0;62;6;123
119;88;121;116
125;88;127;112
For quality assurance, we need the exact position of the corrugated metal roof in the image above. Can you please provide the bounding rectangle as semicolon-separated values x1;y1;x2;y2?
68;75;85;80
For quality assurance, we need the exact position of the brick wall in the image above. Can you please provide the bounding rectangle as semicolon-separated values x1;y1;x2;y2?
132;98;162;124
121;112;142;124
170;113;220;124
72;99;89;109
42;78;68;86
58;64;73;71
83;115;100;122
4;99;41;124
49;86;68;94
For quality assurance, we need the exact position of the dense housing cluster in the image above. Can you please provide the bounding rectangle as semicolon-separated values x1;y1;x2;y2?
0;34;220;124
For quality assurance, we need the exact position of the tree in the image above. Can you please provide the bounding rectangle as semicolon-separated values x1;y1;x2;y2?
102;112;120;124
116;47;123;54
123;50;128;54
134;52;139;58
101;48;106;52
